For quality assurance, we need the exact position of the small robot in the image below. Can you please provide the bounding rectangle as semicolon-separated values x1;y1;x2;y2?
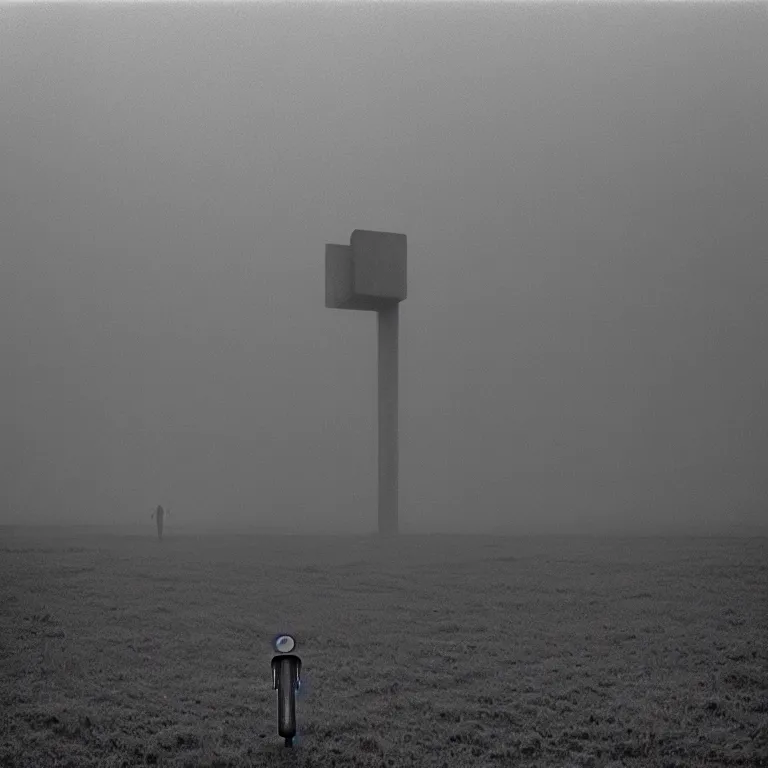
271;634;301;747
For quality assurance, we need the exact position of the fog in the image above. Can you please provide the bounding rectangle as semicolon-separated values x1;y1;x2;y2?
2;3;766;536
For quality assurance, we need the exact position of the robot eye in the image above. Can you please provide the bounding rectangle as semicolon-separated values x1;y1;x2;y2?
274;634;296;653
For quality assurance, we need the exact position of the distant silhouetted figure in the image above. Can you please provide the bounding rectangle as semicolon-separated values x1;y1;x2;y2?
151;505;169;540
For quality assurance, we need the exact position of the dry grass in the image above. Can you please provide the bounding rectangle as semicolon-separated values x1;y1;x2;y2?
1;527;766;767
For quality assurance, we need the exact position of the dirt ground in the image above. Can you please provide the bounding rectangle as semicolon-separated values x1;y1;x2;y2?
1;527;766;767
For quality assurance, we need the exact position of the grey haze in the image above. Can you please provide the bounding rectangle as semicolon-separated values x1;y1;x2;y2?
2;3;766;536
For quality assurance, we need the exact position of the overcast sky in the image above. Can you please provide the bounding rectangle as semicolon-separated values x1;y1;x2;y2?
2;2;766;534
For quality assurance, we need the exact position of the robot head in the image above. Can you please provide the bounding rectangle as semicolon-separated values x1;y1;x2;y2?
273;634;296;654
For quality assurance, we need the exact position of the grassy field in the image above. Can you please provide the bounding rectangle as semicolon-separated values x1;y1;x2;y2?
1;527;766;767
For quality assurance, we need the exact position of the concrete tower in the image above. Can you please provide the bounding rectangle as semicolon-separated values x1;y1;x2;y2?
325;230;407;536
